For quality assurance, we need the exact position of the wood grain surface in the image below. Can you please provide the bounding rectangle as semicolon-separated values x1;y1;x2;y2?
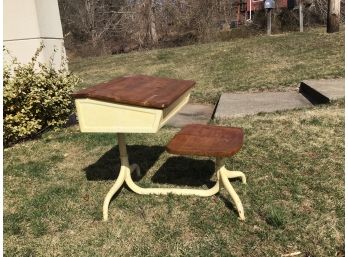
72;75;196;109
166;124;244;157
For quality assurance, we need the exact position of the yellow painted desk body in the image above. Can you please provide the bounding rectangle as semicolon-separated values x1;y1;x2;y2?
72;75;247;221
75;89;190;133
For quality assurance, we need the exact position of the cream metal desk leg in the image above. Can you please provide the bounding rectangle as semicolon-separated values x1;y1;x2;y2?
217;158;246;221
103;166;126;221
103;133;129;221
223;169;246;184
125;170;220;196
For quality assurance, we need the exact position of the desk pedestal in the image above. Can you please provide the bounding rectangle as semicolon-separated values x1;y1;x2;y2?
103;134;247;221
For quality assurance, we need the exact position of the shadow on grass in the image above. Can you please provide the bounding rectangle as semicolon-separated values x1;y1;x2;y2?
152;157;216;187
84;147;217;187
152;156;239;215
84;145;165;181
218;194;239;215
85;146;239;216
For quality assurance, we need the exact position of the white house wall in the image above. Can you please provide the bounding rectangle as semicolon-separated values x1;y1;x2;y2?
35;0;64;38
3;0;67;70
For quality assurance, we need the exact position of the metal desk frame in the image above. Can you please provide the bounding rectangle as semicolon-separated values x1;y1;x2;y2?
102;133;247;221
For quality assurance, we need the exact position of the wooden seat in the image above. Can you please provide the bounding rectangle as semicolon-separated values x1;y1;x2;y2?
166;124;244;157
166;124;247;220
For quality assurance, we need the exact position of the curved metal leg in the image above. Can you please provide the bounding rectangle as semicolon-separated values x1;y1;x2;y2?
125;167;220;196
103;166;126;221
217;158;246;221
220;169;245;220
223;169;246;184
102;133;129;221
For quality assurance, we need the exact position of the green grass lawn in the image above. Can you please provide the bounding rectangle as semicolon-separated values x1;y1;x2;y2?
70;27;344;104
4;28;344;256
4;100;344;256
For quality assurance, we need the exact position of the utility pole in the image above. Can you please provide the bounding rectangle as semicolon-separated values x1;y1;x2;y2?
327;0;340;33
299;0;303;32
267;9;272;35
264;0;275;36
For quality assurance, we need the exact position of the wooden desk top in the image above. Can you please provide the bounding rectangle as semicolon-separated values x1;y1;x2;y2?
72;75;196;109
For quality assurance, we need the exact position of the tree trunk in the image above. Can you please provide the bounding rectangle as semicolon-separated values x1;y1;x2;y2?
327;0;340;33
144;0;158;46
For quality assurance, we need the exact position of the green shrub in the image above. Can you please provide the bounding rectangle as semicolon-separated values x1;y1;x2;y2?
4;45;81;146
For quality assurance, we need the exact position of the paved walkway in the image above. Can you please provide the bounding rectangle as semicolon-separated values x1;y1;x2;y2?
299;79;345;103
214;91;312;119
165;104;215;128
167;78;344;126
